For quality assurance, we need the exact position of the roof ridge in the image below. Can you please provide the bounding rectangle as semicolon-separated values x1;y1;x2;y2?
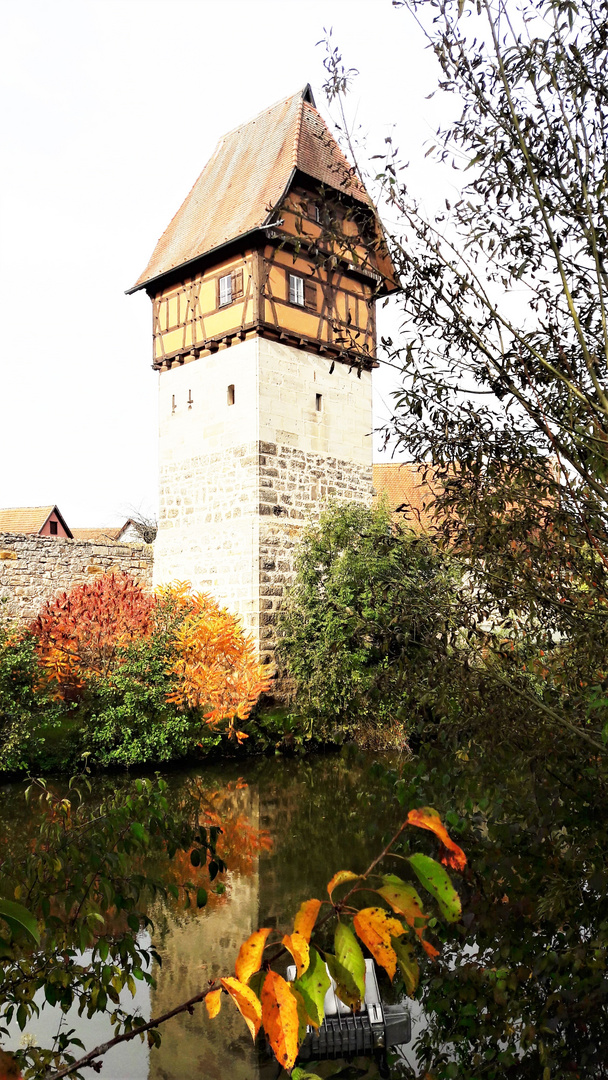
292;95;305;168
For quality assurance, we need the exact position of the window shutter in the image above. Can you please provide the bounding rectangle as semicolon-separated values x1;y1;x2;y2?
231;269;244;298
304;279;317;310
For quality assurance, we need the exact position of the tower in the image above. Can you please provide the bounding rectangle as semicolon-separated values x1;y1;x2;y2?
128;85;396;669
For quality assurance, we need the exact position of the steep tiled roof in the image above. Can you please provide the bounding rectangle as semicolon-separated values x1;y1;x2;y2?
373;464;438;532
129;85;376;294
0;506;72;537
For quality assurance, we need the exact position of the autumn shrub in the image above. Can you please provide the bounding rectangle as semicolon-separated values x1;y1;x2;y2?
25;575;270;769
30;572;155;699
276;501;461;741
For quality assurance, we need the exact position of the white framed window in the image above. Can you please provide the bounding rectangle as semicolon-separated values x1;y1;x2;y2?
219;274;232;307
289;274;305;306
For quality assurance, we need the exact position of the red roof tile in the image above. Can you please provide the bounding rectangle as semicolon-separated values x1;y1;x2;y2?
373;463;438;532
129;85;378;294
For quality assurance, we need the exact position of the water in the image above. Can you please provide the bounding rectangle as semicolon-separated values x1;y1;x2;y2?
1;751;415;1079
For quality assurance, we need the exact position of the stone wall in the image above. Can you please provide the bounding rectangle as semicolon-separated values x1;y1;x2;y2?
0;533;154;625
257;442;373;665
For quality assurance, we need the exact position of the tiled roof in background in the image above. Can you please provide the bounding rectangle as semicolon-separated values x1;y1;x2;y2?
0;506;59;535
129;85;372;293
372;463;438;531
70;527;124;542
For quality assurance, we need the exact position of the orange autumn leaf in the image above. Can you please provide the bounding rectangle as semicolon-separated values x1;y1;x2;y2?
407;807;467;872
234;927;271;984
220;976;262;1040
419;936;441;960
327;870;359;901
293;897;322;943
0;1050;22;1080
205;988;222;1019
282;930;310;978
353;907;407;980
261;970;300;1072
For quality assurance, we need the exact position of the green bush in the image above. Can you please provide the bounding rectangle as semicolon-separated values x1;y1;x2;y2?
0;619;62;772
80;632;221;767
276;501;460;740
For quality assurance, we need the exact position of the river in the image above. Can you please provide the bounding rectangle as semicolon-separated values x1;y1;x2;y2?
1;750;421;1079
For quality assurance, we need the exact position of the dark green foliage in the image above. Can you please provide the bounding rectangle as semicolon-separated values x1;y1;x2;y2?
277;501;460;738
366;737;608;1080
79;633;221;767
0;620;62;773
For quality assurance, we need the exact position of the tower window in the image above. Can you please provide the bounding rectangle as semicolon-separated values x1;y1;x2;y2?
315;393;322;412
219;274;232;307
289;274;304;306
288;273;317;310
49;520;58;535
227;384;235;406
218;269;243;309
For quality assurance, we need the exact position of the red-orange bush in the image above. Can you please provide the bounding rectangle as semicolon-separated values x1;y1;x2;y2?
30;575;271;736
30;572;154;695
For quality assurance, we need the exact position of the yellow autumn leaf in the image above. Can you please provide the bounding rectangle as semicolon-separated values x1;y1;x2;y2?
293;897;322;943
234;927;271;984
220;976;262;1040
261;970;300;1072
282;930;310;978
327;870;359;901
377;874;440;959
205;988;222;1019
353;907;407;980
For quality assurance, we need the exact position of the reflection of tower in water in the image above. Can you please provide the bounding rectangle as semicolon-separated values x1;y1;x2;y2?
148;782;262;1080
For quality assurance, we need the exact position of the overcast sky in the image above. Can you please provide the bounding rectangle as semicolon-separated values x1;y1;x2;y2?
0;0;451;527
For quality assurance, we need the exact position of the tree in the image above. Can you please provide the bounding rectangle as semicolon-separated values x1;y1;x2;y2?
324;0;608;753
276;501;460;740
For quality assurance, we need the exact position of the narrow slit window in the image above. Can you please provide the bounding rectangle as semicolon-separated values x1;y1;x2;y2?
227;384;235;406
315;393;322;412
49;520;58;535
219;274;232;307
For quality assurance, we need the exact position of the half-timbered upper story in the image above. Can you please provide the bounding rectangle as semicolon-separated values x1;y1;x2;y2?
127;85;397;372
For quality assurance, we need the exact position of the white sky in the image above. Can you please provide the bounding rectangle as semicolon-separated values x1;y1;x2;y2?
0;0;451;527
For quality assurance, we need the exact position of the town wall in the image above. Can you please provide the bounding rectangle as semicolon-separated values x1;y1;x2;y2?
0;533;153;625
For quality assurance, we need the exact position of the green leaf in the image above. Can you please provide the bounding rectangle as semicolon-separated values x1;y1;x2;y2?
334;922;366;1000
0;898;40;944
292;946;330;1027
391;934;419;997
292;1066;324;1079
247;969;266;1000
130;822;147;844
407;853;462;922
196;887;208;908
326;923;366;1011
190;849;202;868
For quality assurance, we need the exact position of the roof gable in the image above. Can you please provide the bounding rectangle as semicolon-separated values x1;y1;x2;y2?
129;85;375;294
0;505;73;538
